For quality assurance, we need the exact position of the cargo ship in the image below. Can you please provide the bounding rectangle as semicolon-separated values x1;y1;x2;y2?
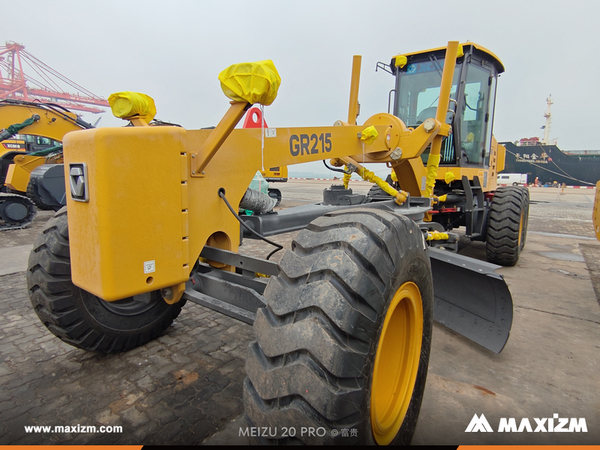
500;139;600;186
499;96;599;186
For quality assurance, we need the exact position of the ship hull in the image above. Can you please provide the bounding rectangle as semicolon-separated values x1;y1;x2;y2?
500;142;600;186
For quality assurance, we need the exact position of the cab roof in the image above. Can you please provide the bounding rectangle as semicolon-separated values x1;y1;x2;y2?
392;42;505;74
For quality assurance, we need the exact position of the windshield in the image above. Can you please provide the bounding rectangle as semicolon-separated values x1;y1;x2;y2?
394;58;461;128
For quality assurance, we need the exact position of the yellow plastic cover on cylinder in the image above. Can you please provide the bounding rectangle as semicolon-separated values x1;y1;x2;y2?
108;92;157;122
218;60;281;105
359;125;378;145
425;153;441;197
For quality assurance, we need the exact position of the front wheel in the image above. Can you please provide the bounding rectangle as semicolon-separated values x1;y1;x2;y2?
243;209;433;445
27;207;186;352
486;186;529;266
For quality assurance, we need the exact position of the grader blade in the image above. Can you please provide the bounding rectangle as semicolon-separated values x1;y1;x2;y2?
428;248;513;353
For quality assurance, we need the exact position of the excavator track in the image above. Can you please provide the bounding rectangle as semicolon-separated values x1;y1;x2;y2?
0;193;37;231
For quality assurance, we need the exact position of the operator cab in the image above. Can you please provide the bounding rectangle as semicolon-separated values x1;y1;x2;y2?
389;43;504;168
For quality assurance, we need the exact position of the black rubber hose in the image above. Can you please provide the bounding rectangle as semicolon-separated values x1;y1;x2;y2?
218;188;283;260
323;160;348;174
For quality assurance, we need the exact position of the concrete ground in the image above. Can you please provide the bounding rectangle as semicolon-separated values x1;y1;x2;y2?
0;181;598;445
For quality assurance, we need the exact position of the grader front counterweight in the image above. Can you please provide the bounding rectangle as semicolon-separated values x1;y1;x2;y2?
27;41;521;444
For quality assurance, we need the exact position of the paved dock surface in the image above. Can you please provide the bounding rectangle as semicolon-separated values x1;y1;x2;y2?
0;182;598;445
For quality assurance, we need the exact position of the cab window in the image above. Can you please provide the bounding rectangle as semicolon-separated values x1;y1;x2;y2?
460;63;494;166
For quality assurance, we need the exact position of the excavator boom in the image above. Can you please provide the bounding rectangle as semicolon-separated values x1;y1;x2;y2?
0;100;92;229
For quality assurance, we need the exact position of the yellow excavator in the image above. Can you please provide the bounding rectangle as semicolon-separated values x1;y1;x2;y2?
27;42;525;445
0;100;93;229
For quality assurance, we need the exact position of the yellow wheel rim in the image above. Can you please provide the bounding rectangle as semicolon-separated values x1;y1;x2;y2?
518;211;524;248
371;281;423;445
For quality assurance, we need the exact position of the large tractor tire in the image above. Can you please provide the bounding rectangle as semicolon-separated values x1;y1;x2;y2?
27;207;186;353
486;186;529;266
243;209;433;445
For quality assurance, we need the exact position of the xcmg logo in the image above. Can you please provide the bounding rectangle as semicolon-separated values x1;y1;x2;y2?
465;414;588;433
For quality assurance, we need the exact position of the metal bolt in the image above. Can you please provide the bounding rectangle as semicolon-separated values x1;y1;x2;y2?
423;118;436;132
390;148;403;160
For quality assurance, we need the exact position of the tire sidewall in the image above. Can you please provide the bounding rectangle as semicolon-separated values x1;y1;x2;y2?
519;187;530;251
361;236;434;445
74;288;180;334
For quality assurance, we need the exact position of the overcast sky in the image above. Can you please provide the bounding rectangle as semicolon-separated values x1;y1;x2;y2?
4;0;599;174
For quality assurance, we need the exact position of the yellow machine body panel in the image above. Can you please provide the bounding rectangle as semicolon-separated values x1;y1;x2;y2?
494;138;506;173
64;126;190;301
5;154;46;192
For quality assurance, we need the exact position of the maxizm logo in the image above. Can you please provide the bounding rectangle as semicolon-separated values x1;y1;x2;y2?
465;414;587;433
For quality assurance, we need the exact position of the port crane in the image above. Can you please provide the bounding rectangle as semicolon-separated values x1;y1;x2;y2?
0;42;109;114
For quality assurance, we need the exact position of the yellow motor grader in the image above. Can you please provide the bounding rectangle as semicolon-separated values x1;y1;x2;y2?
27;41;526;445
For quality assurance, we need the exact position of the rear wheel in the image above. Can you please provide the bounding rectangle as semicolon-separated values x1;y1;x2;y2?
27;207;186;352
486;186;529;266
243;209;433;445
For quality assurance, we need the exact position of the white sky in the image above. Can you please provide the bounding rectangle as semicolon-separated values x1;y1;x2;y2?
4;0;599;174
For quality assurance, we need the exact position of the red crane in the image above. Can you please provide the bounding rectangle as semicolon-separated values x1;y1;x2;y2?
0;42;109;114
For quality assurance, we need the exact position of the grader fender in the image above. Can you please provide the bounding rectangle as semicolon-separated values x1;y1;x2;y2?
428;248;513;353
